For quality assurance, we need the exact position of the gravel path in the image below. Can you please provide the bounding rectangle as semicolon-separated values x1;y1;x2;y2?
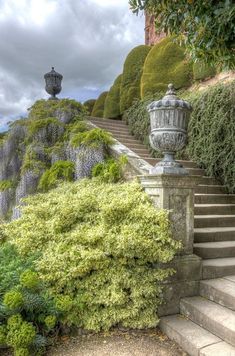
2;328;187;356
47;328;188;356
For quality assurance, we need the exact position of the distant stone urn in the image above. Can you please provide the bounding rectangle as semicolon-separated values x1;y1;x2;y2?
44;67;63;100
148;84;192;175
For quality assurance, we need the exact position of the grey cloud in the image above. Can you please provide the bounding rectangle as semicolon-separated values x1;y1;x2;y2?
0;0;144;130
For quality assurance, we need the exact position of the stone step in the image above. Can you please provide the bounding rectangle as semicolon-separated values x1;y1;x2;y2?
200;278;235;311
195;185;226;194
115;137;144;145
199;177;220;186
195;204;235;215
112;132;137;140
128;148;150;156
194;215;235;228
194;227;235;243
199;342;235;356
95;127;131;135
180;296;235;347
119;142;147;150
194;241;235;259
195;194;235;204
159;314;234;356
142;157;198;168
202;257;235;279
89;117;127;126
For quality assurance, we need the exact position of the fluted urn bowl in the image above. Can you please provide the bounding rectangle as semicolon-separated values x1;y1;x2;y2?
147;84;192;175
44;67;63;100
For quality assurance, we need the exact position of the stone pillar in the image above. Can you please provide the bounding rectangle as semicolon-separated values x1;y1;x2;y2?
139;173;202;316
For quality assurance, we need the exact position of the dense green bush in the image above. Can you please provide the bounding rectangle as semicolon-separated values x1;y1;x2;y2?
38;161;75;192
91;92;108;118
83;99;96;115
193;62;217;81
2;179;180;332
186;81;235;193
104;75;122;119
141;37;192;98
120;45;151;114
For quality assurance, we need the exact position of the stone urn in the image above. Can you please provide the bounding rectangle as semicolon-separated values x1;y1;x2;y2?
148;84;192;175
44;67;63;100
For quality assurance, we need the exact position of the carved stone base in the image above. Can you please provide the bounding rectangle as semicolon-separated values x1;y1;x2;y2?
139;174;200;254
158;254;202;316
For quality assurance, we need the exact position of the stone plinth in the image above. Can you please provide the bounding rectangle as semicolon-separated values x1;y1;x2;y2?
139;174;200;255
139;174;202;316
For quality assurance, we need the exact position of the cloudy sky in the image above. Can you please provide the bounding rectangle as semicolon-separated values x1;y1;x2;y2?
0;0;144;131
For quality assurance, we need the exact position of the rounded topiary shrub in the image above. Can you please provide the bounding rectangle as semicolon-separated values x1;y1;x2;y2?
120;45;151;114
141;37;193;98
83;99;96;115
91;92;108;118
193;61;217;81
104;74;122;119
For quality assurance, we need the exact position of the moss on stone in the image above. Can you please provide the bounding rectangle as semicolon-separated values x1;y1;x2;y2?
27;117;62;137
104;74;122;119
83;99;96;115
29;99;84;121
120;45;151;113
71;128;114;149
141;37;193;98
38;160;75;192
0;180;14;192
91;92;108;118
193;61;217;81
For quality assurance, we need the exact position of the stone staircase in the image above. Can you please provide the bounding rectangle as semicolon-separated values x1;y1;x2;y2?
88;117;235;355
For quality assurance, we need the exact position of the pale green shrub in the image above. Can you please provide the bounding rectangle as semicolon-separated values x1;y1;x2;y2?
3;179;180;331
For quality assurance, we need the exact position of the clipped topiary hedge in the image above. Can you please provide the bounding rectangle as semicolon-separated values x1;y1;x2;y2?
141;37;192;98
120;45;151;114
83;99;96;115
193;61;217;81
91;92;108;118
104;74;122;119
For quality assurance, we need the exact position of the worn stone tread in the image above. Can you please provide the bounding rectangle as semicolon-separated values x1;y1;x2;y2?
160;314;221;356
202;257;235;279
180;296;235;346
200;341;235;355
194;241;235;259
200;278;235;310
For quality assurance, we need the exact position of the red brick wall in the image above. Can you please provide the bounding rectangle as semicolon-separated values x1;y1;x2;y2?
145;13;166;46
